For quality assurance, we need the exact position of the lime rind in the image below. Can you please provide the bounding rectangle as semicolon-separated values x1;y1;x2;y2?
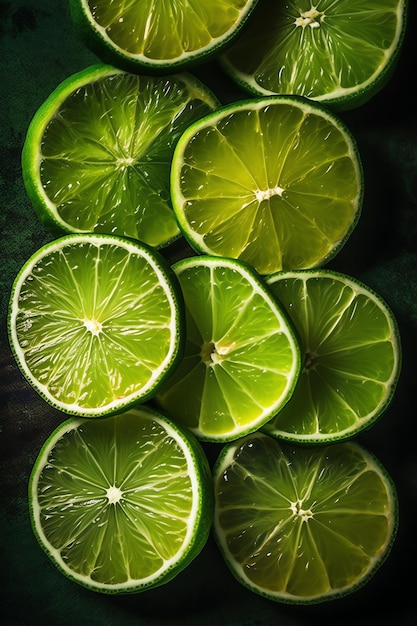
171;96;363;275
155;255;302;442
69;0;260;73
213;434;399;604
221;0;408;111
264;268;402;443
21;64;219;249
8;233;184;417
29;406;213;593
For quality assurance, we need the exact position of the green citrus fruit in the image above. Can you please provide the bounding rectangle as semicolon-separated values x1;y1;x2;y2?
8;233;183;417
69;0;259;73
155;255;301;442
29;405;213;593
264;269;401;442
213;433;398;604
171;96;363;275
22;64;219;248
221;0;408;111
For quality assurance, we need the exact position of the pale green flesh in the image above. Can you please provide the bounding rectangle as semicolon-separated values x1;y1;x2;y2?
11;237;179;414
86;0;257;60
32;410;198;588
222;0;406;106
264;271;399;441
214;434;397;602
174;100;361;275
156;258;300;441
39;72;217;247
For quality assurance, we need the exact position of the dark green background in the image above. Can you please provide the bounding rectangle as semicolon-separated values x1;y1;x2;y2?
1;1;416;624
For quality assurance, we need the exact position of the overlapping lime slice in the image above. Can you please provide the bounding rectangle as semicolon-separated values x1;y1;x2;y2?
264;269;401;442
29;406;213;593
8;233;183;417
22;64;219;248
213;433;398;604
171;96;363;275
155;255;301;442
69;0;259;72
221;0;408;110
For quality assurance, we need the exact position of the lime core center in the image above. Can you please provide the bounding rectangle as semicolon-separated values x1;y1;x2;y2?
291;499;314;522
106;485;123;504
255;185;284;202
84;318;103;335
304;350;318;370
200;341;234;366
295;5;324;29
116;156;135;169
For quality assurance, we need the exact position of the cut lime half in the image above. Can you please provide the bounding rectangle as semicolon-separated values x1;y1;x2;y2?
171;96;363;275
264;269;401;443
29;406;213;593
221;0;408;111
22;64;219;248
213;433;398;604
155;255;301;442
8;233;183;417
69;0;259;73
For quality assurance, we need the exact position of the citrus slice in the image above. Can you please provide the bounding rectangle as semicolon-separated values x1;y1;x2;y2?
155;255;301;442
21;64;219;249
221;0;408;111
213;433;398;604
29;405;213;593
69;0;259;73
7;233;183;417
264;269;401;442
171;96;363;275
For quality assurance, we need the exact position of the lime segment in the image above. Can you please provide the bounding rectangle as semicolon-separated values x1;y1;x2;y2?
8;233;183;417
69;0;259;71
22;65;219;248
264;269;401;442
155;256;301;442
213;433;398;604
29;406;213;593
221;0;408;110
171;96;363;275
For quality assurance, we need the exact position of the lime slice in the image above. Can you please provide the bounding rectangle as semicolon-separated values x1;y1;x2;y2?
264;269;401;442
21;64;219;249
213;433;398;604
29;405;213;593
221;0;408;111
171;96;363;275
155;255;301;442
69;0;259;72
8;233;183;417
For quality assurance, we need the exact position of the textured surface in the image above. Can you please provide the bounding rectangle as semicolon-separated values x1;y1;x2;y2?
1;1;417;625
